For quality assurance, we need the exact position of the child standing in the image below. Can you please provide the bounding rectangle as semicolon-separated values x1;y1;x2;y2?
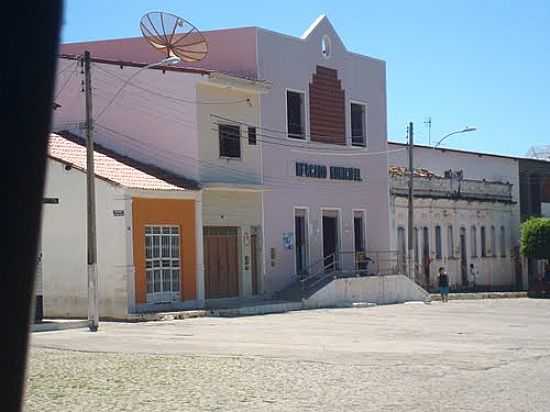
438;267;450;302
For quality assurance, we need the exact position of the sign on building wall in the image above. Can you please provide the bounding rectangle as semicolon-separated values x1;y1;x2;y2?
295;162;362;182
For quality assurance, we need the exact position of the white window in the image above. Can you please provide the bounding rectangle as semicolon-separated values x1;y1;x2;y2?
351;102;366;146
321;35;331;58
287;90;305;139
447;225;454;258
145;225;181;303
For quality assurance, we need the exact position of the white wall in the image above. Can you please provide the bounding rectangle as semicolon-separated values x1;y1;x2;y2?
387;143;522;288
41;158;131;319
304;275;429;308
257;18;391;293
196;83;262;184
392;196;517;289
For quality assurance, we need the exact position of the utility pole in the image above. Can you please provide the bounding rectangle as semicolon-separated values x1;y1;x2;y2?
83;51;99;332
407;122;415;281
424;117;432;146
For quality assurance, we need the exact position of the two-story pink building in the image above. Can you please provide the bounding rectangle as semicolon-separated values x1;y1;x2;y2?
52;16;393;309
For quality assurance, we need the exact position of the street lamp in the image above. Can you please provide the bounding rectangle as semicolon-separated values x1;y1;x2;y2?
434;127;477;149
82;53;180;331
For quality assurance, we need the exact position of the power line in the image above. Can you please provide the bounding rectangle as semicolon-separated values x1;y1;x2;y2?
93;64;250;105
54;61;78;99
91;123;377;193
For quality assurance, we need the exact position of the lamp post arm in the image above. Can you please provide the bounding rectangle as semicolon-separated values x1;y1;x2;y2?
434;130;462;149
94;60;170;122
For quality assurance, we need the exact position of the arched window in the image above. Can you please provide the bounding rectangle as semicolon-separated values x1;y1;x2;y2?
414;227;419;263
471;226;477;257
500;226;506;257
447;225;454;257
491;226;496;257
435;226;442;259
481;226;487;257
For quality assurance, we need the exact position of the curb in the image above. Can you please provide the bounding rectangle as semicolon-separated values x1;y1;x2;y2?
31;320;89;333
430;292;528;301
210;302;304;317
127;310;208;322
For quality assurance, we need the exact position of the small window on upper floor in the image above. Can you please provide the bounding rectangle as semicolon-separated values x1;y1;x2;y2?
321;35;331;58
351;103;366;146
287;90;305;139
248;127;257;145
219;124;241;158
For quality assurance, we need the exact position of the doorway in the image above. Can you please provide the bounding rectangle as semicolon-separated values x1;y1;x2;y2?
397;227;407;274
322;210;339;272
294;208;309;276
460;227;468;287
353;211;366;270
203;226;240;299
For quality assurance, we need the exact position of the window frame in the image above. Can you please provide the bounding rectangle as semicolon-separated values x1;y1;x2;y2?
481;226;487;257
413;227;419;263
500;226;506;257
248;126;257;145
144;224;181;303
490;225;497;257
435;225;442;259
218;123;242;159
350;100;367;147
447;225;454;258
285;88;307;140
471;226;478;258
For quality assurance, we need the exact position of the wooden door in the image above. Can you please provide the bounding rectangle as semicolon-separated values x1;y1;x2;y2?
204;227;240;299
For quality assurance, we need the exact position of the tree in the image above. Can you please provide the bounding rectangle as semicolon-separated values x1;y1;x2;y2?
520;218;550;260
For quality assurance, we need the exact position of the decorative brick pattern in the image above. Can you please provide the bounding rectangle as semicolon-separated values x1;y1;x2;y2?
309;66;346;144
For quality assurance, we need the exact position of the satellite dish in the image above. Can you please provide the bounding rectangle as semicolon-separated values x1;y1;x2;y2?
140;11;208;62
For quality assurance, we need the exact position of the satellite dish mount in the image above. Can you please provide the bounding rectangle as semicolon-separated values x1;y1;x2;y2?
140;11;208;62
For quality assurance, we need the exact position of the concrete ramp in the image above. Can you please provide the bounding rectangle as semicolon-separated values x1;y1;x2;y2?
303;275;430;308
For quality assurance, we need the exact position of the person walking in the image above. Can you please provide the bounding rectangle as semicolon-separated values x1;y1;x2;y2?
438;267;450;302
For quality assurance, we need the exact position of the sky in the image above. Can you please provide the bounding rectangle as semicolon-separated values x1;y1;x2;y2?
61;0;550;157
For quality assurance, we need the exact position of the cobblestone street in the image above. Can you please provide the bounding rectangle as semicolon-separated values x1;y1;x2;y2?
26;299;550;411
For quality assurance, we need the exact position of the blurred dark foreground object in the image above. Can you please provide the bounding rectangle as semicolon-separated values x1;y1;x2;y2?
1;2;63;411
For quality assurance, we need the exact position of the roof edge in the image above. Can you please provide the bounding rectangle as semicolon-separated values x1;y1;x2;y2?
54;131;201;191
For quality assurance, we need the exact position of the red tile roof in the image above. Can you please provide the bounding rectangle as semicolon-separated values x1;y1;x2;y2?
48;132;199;191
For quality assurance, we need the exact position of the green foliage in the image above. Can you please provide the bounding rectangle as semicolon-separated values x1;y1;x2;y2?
521;218;550;260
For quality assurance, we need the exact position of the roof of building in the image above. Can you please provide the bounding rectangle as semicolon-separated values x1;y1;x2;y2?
389;165;439;178
389;141;550;164
48;132;199;191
